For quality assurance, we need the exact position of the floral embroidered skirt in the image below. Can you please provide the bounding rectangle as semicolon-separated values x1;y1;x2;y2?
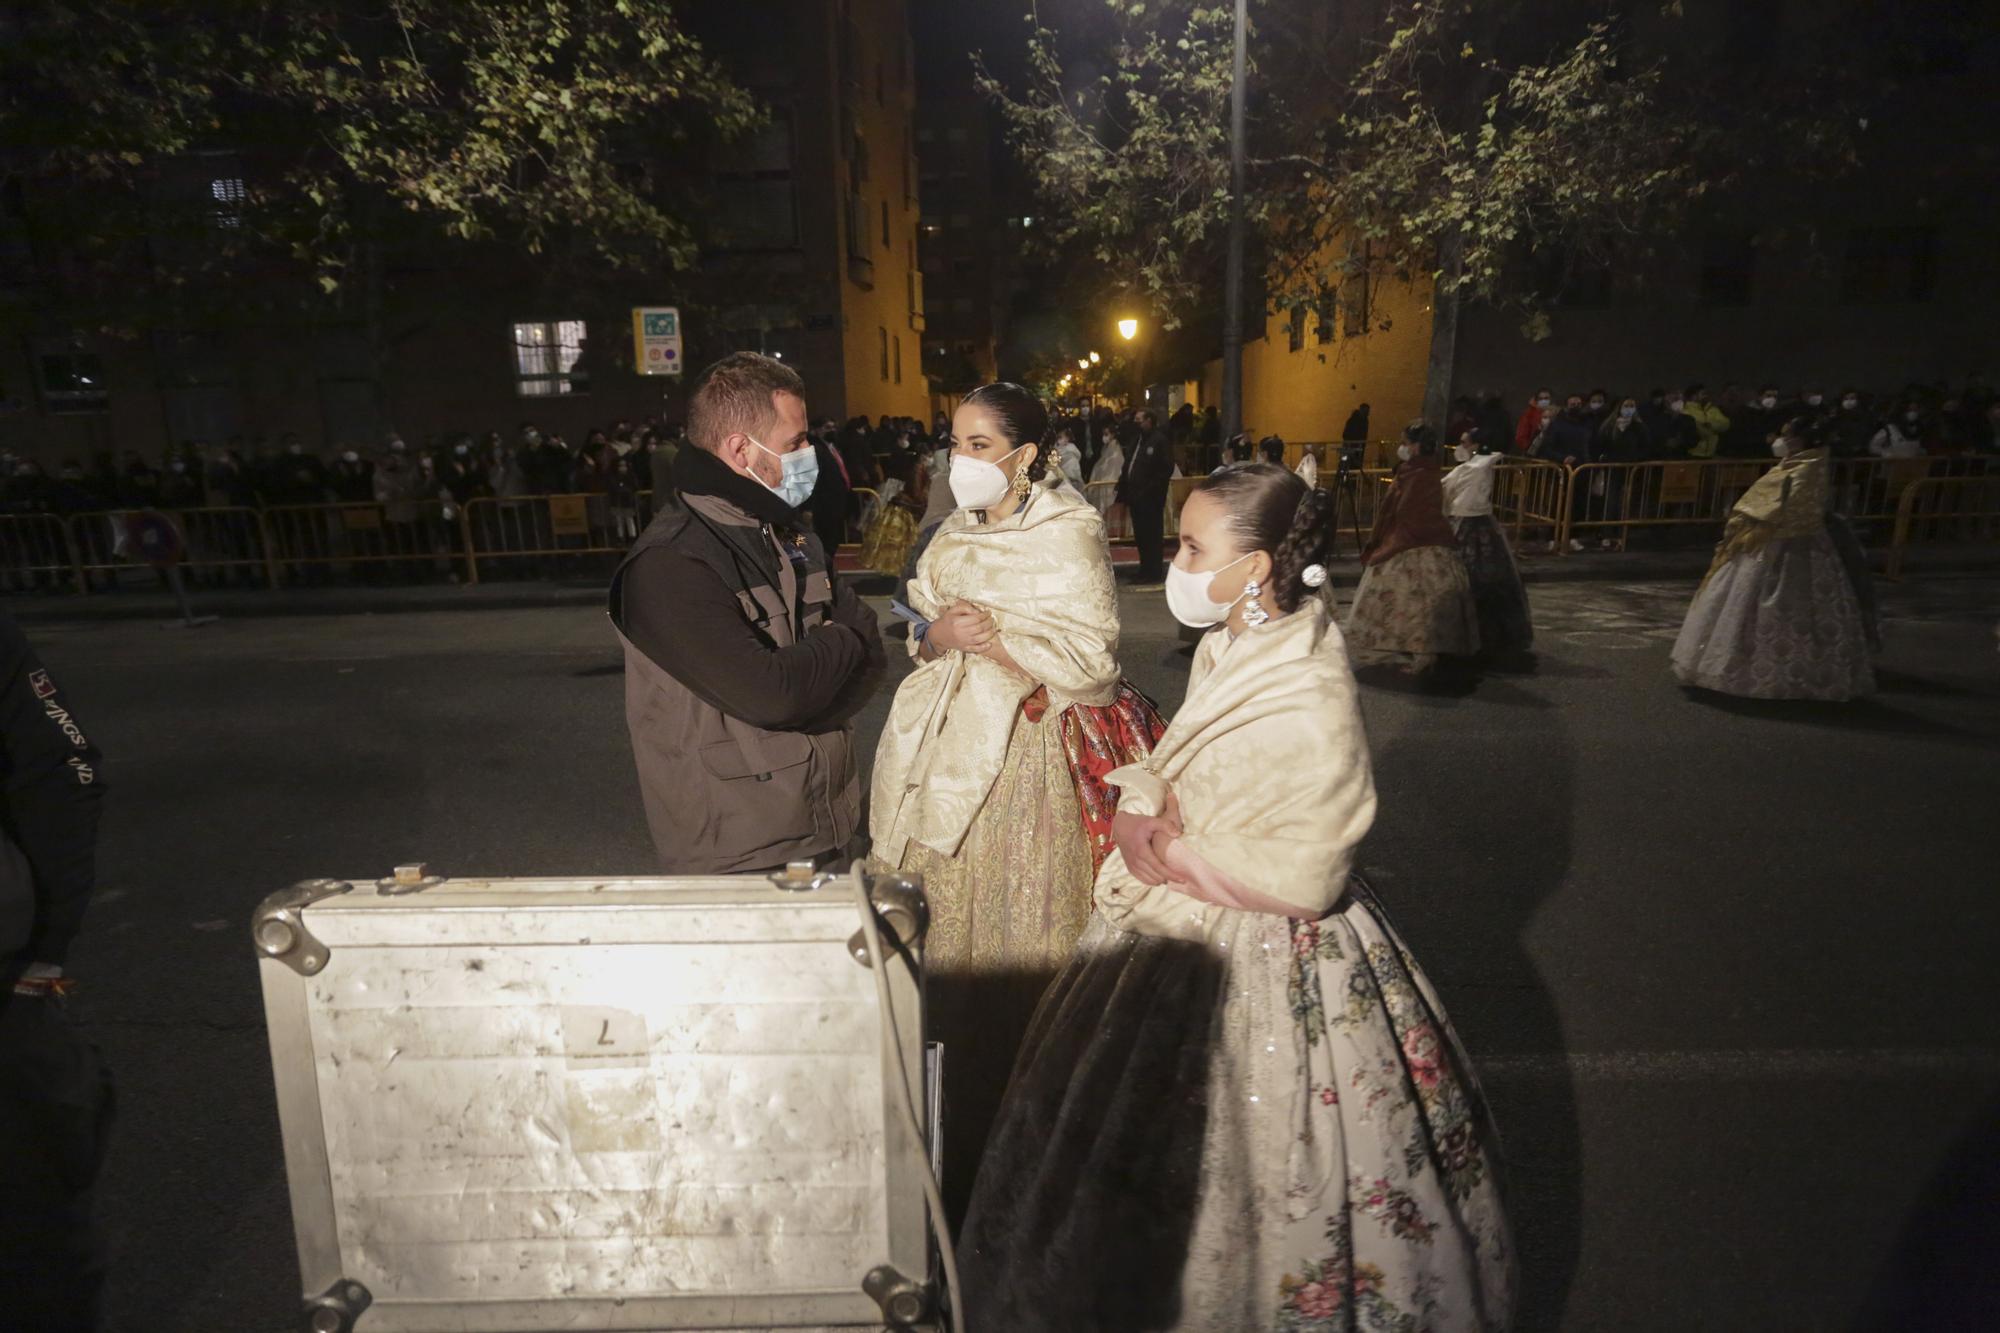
1453;514;1534;656
1344;545;1482;664
1671;526;1875;701
961;877;1514;1332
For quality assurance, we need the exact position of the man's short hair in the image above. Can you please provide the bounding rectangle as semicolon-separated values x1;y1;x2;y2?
687;352;806;452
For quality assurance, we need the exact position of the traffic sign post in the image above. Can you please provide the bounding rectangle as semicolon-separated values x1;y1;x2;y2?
632;307;684;377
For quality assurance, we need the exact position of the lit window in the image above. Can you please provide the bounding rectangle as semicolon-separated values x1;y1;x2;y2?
36;349;109;414
512;320;590;396
210;177;246;228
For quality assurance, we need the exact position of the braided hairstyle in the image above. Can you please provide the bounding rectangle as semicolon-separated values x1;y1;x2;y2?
1192;462;1339;614
961;382;1052;482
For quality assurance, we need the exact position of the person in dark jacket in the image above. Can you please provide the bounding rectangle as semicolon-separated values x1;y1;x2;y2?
805;427;853;564
608;353;882;875
0;611;112;1332
1116;408;1176;582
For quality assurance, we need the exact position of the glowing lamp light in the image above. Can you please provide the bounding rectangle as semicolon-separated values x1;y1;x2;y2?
1089;350;1101;364
1077;358;1090;370
1117;318;1139;340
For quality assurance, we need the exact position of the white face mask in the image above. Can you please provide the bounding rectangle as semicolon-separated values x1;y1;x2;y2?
1619;405;1637;420
1667;399;1685;413
748;435;819;508
1771;439;1792;458
1164;552;1253;628
1841;397;1858;410
949;444;1027;510
1396;443;1414;462
1536;397;1551;409
1453;444;1474;463
1760;395;1778;409
1805;394;1823;407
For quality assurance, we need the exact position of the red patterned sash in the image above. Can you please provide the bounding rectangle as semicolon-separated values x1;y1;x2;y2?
1022;681;1169;872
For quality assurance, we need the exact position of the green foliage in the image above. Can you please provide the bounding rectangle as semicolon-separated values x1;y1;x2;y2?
1;1;760;301
980;0;1867;336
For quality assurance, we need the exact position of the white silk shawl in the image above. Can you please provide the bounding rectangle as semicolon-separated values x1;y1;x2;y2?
1095;599;1378;939
869;482;1122;863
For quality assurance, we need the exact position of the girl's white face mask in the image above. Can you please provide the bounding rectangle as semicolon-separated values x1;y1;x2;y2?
949;444;1027;509
1164;551;1253;628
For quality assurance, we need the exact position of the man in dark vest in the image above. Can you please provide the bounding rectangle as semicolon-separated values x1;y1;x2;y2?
2;611;112;1331
609;353;882;875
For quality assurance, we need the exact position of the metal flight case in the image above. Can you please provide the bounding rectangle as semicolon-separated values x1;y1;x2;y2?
252;863;937;1332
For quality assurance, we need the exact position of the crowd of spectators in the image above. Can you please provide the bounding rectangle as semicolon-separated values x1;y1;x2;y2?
1465;380;2000;466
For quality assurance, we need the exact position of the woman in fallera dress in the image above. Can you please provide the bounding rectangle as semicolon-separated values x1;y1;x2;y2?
869;382;1164;1219
1671;415;1879;700
1345;421;1482;672
961;463;1514;1332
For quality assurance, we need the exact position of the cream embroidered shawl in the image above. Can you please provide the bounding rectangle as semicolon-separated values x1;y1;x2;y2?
870;482;1121;863
1703;446;1830;586
1095;600;1378;939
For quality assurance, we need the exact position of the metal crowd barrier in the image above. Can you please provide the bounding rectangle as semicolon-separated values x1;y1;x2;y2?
461;492;659;584
11;459;1994;592
0;512;82;592
68;507;273;589
1885;473;2000;581
1560;456;1994;551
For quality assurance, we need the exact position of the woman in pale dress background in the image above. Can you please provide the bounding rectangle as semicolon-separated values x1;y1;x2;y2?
1672;415;1878;700
870;382;1164;1219
1442;430;1534;660
961;462;1513;1331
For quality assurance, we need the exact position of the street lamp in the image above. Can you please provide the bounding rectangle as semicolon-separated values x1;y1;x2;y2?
1118;318;1139;341
1077;358;1090;371
1089;350;1101;364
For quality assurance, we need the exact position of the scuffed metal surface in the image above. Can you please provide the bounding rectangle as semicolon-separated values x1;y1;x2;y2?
304;927;892;1309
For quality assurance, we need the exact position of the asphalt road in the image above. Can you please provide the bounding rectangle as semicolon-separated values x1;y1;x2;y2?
21;573;2000;1332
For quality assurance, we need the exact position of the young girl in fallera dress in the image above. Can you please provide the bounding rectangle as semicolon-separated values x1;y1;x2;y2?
961;462;1514;1331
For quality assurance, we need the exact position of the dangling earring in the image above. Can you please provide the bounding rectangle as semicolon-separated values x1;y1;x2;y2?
1010;460;1033;501
1242;579;1269;627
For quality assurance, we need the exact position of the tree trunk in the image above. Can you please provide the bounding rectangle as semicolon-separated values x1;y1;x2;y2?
1219;0;1249;441
1422;236;1464;437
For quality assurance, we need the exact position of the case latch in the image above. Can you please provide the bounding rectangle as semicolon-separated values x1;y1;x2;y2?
376;861;446;895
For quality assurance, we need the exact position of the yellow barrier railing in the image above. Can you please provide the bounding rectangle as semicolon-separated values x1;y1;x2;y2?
14;457;1995;591
1558;457;1991;550
1885;474;2000;581
1488;459;1569;550
0;512;83;591
68;507;274;587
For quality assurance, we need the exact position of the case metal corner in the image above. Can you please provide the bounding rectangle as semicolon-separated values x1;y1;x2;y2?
252;879;353;977
302;1277;372;1332
846;870;930;970
862;1262;931;1327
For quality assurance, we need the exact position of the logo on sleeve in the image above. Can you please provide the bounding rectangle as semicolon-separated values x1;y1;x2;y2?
28;669;57;700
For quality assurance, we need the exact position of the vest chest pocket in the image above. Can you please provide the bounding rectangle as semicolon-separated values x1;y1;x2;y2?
734;584;790;633
802;569;833;628
698;731;813;783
